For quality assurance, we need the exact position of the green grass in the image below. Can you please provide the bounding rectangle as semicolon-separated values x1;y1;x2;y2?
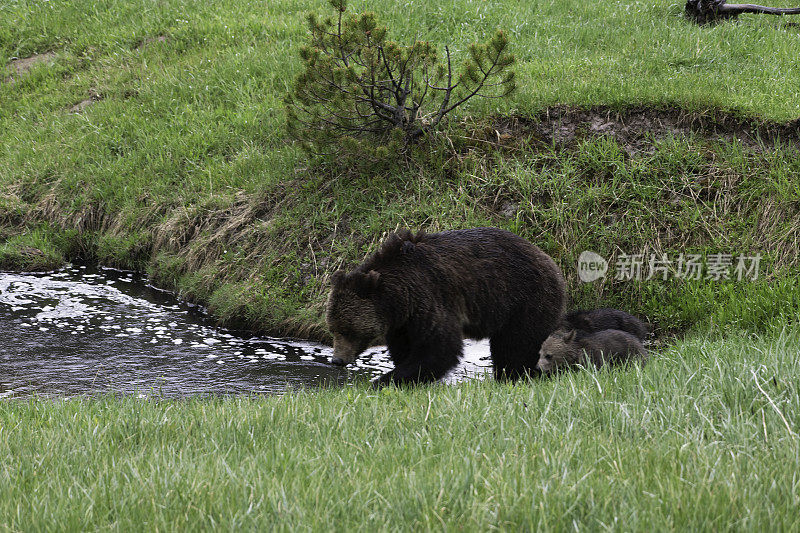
2;0;800;119
2;326;799;530
2;3;799;529
1;0;799;337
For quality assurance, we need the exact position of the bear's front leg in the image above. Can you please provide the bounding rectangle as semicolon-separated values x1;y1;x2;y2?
373;367;443;388
375;326;462;387
490;322;550;381
372;369;398;388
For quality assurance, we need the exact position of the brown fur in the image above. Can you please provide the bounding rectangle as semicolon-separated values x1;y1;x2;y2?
560;308;649;340
326;227;567;386
537;329;647;374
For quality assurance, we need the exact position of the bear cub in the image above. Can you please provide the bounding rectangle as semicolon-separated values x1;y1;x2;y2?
326;227;567;386
560;308;649;340
536;328;647;374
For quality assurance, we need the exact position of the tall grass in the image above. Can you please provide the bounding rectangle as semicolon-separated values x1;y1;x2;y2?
1;327;799;530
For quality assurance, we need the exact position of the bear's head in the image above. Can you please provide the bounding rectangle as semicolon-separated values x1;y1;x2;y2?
326;269;388;366
536;329;580;374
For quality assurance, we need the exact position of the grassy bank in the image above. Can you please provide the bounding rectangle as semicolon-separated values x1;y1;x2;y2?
2;327;799;530
2;0;800;339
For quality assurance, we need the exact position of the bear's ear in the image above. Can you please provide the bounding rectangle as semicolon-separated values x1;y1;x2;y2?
330;270;346;286
364;269;381;290
401;241;416;254
352;270;381;297
563;329;577;342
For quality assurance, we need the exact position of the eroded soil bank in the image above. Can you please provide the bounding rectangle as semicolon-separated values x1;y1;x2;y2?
496;106;800;154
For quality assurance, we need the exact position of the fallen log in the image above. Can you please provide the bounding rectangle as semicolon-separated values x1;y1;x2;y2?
686;0;800;23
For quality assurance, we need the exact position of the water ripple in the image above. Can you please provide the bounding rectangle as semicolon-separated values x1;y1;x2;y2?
0;266;490;398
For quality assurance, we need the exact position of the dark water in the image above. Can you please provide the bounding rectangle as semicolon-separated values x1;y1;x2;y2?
0;267;490;398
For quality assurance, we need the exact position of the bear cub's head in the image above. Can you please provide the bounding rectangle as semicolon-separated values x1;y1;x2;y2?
536;329;582;374
326;269;388;366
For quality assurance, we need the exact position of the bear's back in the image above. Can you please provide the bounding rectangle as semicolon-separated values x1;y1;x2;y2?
564;308;649;340
578;329;647;366
364;227;561;295
358;227;566;338
364;227;552;278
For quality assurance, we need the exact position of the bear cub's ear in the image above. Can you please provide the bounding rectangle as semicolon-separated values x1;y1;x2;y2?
562;329;577;342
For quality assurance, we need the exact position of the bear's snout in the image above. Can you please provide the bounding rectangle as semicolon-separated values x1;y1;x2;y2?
330;335;363;365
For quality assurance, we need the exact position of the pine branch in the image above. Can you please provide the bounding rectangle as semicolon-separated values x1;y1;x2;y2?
286;1;516;153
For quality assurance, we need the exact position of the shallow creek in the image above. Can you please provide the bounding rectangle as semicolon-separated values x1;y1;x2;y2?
0;267;490;398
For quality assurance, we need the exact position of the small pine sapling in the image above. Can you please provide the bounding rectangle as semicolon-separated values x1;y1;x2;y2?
286;0;516;154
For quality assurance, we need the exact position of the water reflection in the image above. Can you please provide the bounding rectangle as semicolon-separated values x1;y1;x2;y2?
0;267;491;398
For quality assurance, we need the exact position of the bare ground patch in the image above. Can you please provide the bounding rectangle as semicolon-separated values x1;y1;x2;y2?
3;51;57;83
68;89;103;113
491;106;800;155
135;35;168;51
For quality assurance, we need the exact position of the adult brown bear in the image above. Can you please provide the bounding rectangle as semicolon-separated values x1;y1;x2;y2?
326;228;566;386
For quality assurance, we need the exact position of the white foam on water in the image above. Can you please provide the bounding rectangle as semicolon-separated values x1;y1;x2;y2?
0;267;492;397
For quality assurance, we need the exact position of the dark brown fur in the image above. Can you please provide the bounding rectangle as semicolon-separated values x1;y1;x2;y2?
326;228;567;386
537;329;647;374
560;308;649;340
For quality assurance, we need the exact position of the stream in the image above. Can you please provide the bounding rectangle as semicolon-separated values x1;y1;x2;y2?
0;266;491;398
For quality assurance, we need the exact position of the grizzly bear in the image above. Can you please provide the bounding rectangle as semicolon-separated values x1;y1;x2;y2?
326;228;567;386
560;308;649;340
536;329;647;374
